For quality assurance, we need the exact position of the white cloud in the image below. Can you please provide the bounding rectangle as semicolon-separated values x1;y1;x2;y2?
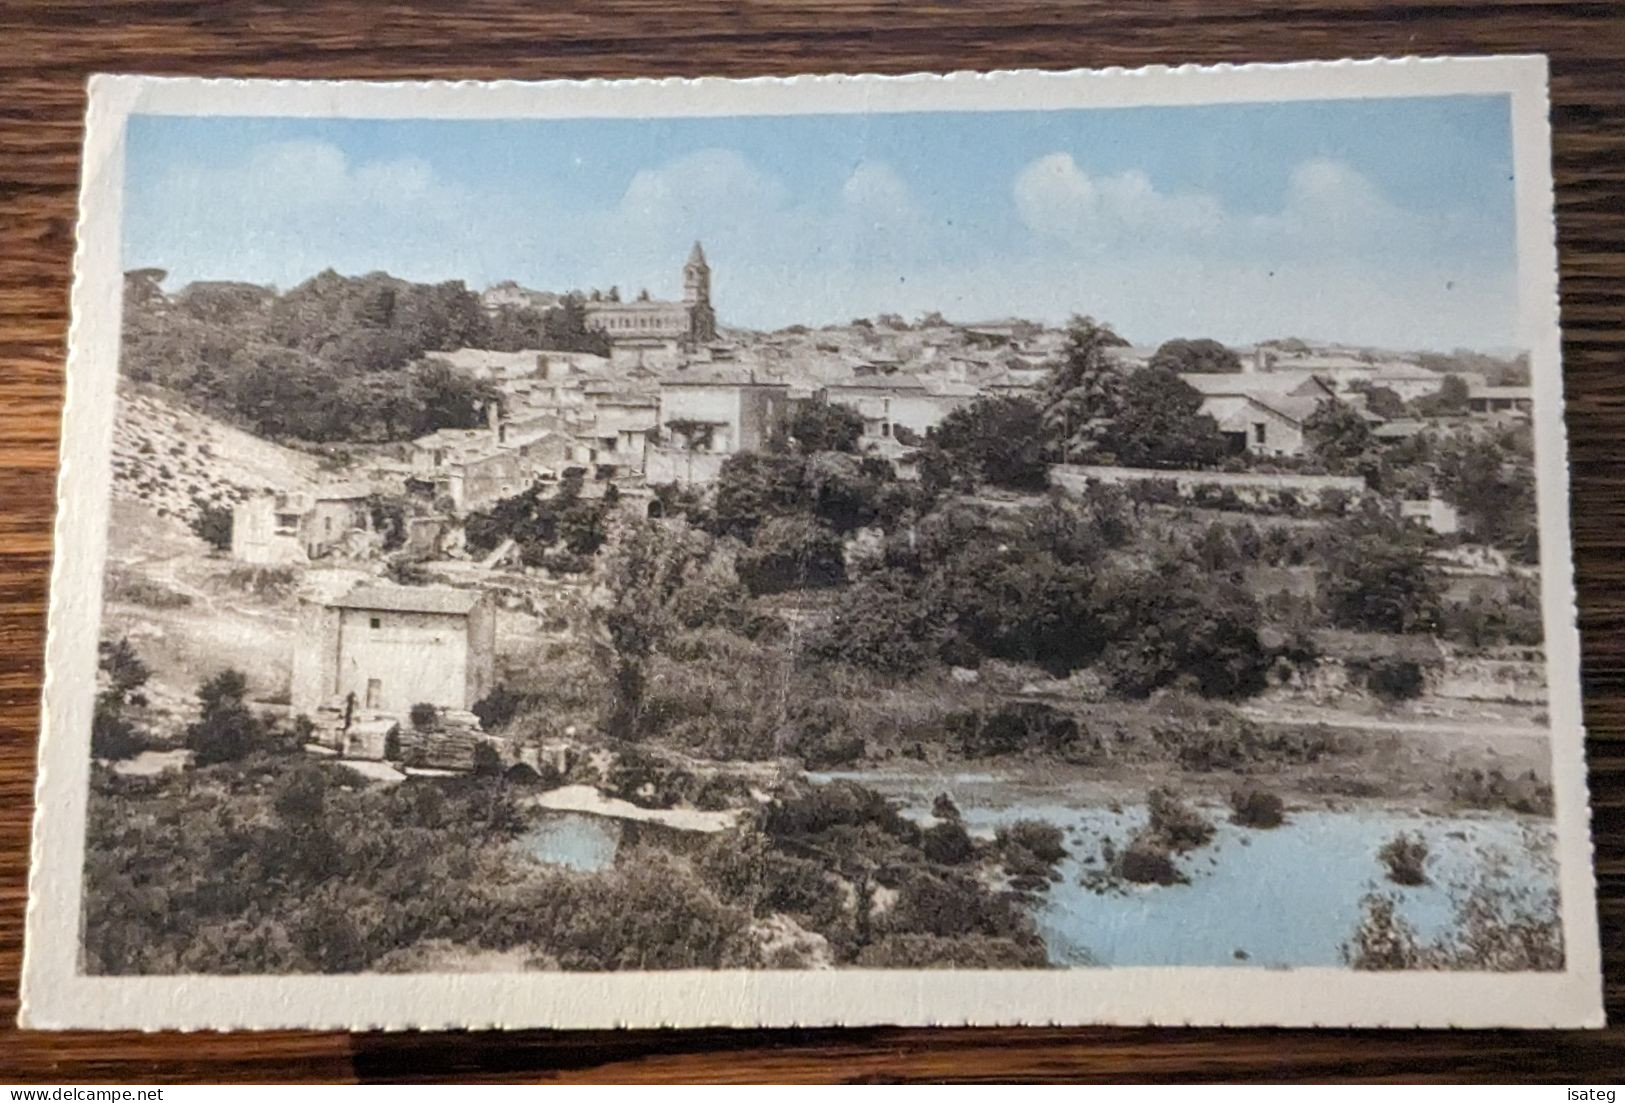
1014;152;1223;247
840;161;926;231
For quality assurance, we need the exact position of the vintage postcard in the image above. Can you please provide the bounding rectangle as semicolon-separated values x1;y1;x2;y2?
23;57;1603;1030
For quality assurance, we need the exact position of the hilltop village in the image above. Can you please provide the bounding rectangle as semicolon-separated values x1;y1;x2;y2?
86;245;1556;975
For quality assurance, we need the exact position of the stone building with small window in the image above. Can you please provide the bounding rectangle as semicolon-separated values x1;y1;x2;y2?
290;584;495;720
231;483;372;564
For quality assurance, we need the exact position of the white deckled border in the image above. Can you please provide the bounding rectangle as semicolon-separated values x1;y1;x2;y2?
21;54;1604;1032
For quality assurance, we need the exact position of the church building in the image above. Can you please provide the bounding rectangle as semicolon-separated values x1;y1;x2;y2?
583;241;718;350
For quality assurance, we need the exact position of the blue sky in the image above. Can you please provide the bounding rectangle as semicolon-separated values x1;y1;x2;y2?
123;95;1517;350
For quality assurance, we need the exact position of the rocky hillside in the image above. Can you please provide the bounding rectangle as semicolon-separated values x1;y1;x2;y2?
111;384;321;524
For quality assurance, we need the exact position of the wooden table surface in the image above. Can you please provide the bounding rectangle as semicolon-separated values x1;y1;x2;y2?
2;0;1623;1083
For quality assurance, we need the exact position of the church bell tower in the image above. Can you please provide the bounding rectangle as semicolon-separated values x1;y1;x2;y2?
683;240;717;344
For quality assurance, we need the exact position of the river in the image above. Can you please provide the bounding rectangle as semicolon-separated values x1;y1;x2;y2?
517;768;1561;968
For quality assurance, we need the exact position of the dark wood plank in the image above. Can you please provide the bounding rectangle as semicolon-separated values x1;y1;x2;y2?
1;0;1621;1082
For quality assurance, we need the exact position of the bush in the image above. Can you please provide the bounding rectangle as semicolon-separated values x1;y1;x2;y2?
735;515;845;595
920;820;976;865
1097;564;1270;699
780;697;868;769
996;819;1068;880
185;670;274;765
1115;836;1186;885
1127;477;1181;508
1228;787;1285;829
805;572;934;677
471;686;527;731
1344;883;1563;972
190;501;233;552
946;702;1084;758
997;819;1068;864
91;638;153;761
1448;767;1554;816
604;746;696;810
409;703;439;732
1366;657;1426;701
470;741;503;777
1378;831;1430;886
1145;787;1214;852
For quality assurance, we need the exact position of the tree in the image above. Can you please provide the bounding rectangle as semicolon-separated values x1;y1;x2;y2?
787;401;865;454
1433;431;1538;560
735;515;845;595
1304;397;1376;473
185;669;271;765
1040;316;1128;462
366;493;408;551
190;501;233;553
710;452;807;541
1352;382;1407;421
1097;562;1270;698
598;520;712;741
409;359;499;438
1149;337;1242;375
1436;374;1470;413
806;570;937;676
1321;509;1442;634
92;638;151;760
1107;367;1227;469
932;396;1047;490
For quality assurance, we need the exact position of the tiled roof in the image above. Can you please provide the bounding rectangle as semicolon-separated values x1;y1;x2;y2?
330;585;483;615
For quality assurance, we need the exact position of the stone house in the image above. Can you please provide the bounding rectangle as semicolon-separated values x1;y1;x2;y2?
290;584;495;719
1467;384;1533;418
231;483;372;564
821;375;974;442
1179;372;1337;458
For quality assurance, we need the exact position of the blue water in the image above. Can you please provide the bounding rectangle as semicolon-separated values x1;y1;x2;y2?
910;799;1557;968
516;812;622;872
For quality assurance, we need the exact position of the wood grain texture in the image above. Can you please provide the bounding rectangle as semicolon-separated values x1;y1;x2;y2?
1;0;1622;1083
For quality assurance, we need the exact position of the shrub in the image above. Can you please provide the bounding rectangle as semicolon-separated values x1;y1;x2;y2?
409;703;439;732
1378;831;1430;886
780;698;868;769
1365;657;1426;702
604;746;696;810
91;638;152;761
185;670;274;765
946;702;1084;758
1321;511;1442;634
1115;836;1186;885
1228;787;1285;829
1149;695;1343;772
1448;767;1554;816
920;821;976;865
1097;564;1270;699
471;686;527;731
1344;883;1563;972
998;819;1068;865
736;515;845;595
190;501;233;552
105;572;193;608
805;571;934;677
1146;787;1214;852
1127;477;1181;508
470;741;503;777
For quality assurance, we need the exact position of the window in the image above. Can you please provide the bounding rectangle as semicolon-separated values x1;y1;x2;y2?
1253;422;1267;445
370;616;381;630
